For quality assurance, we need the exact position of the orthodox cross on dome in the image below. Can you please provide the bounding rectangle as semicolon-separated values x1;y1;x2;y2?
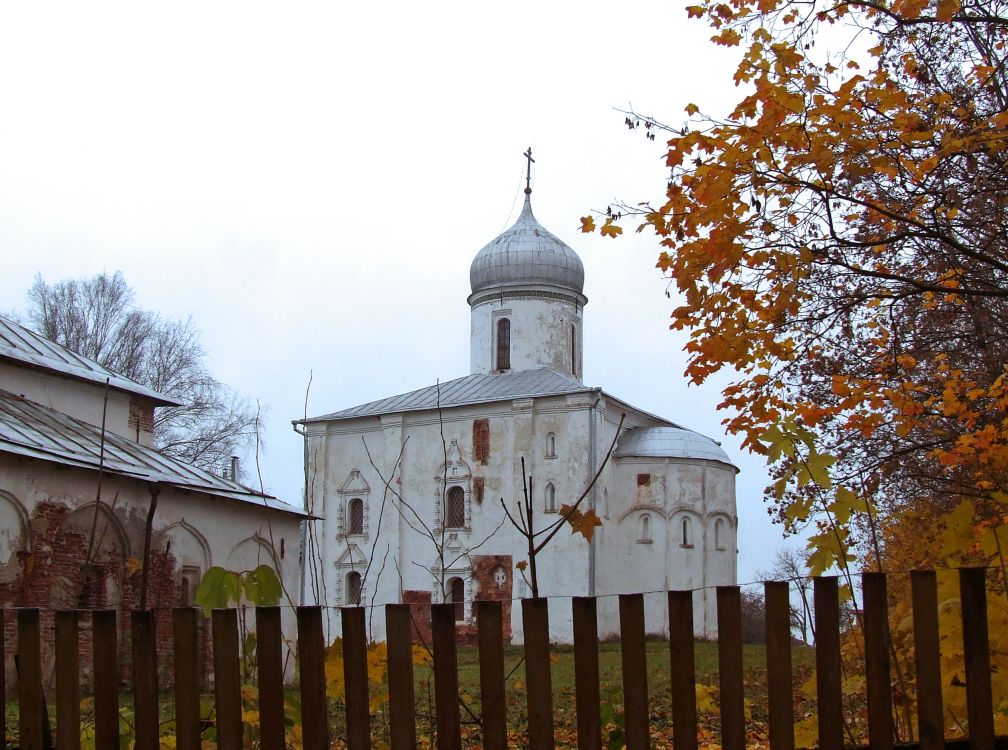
524;146;535;195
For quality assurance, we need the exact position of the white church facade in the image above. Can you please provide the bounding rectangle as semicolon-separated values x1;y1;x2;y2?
299;178;738;642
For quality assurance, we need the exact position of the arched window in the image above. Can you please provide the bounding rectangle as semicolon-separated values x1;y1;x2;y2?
345;571;362;605
715;518;726;550
448;576;465;621
545;482;556;513
445;486;466;529
639;514;652;543
348;497;364;535
496;318;511;370
681;517;692;548
545;432;556;458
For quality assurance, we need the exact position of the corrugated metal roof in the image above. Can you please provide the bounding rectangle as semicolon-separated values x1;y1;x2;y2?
305;368;592;422
0;316;179;406
615;426;738;470
0;389;305;516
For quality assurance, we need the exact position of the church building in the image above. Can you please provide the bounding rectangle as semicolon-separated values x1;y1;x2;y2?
298;170;738;642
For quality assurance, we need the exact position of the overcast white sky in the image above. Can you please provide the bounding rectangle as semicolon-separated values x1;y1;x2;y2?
0;0;805;583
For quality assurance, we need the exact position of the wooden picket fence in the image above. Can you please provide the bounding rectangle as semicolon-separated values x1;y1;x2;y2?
4;568;1004;750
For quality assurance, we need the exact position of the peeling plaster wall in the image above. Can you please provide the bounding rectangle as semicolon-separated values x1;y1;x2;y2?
0;454;302;687
469;296;583;379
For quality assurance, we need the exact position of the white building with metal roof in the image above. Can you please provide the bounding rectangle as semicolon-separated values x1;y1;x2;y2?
0;315;304;660
299;176;738;642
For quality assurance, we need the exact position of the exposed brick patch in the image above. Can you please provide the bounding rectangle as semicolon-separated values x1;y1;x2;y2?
470;554;512;643
0;501;198;690
128;398;155;435
472;419;489;465
402;589;432;647
473;476;485;505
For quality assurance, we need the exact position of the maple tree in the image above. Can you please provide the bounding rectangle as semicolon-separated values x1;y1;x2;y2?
584;0;1008;738
585;0;1008;566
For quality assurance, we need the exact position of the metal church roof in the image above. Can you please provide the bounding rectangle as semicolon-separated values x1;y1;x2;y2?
0;316;179;406
305;368;592;422
615;426;738;470
0;389;305;515
469;194;585;297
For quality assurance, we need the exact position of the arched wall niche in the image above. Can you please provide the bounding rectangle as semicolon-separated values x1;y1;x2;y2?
158;519;212;571
0;491;29;584
226;532;281;574
62;502;130;560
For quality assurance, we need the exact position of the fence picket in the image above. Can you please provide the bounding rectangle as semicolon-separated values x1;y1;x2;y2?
211;608;242;750
619;594;650;750
342;606;372;750
54;610;80;750
716;587;745;750
18;608;43;750
432;602;462;750
173;608;201;750
572;597;602;750
959;567;995;750
764;581;794;750
0;610;5;750
476;600;507;750
92;610;119;749
386;604;418;750
910;570;944;750
4;567;1003;750
297;606;330;750
814;576;844;750
256;607;286;750
131;610;159;750
862;573;893;750
668;590;698;750
523;597;556;750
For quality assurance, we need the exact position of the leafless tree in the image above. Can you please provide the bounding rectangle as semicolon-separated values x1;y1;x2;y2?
27;271;258;472
502;414;624;599
758;546;814;643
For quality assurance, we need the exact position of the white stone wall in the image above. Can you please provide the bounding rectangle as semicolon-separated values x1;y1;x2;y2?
305;394;738;643
469;294;584;379
1;363;132;437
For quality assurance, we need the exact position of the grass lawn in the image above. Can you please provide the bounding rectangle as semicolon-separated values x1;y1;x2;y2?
5;640;815;748
391;640;816;747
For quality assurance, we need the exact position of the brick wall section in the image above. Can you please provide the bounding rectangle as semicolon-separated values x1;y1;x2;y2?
128;397;155;434
0;501;197;690
403;554;514;646
402;589;433;647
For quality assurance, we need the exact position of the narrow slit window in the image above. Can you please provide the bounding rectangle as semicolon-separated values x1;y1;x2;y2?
545;482;556;513
496;318;511;370
640;514;652;542
681;517;692;547
715;518;725;550
546;432;556;458
571;324;576;375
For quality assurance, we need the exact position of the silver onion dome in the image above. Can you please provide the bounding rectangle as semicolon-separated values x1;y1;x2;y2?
470;193;585;296
615;426;738;470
